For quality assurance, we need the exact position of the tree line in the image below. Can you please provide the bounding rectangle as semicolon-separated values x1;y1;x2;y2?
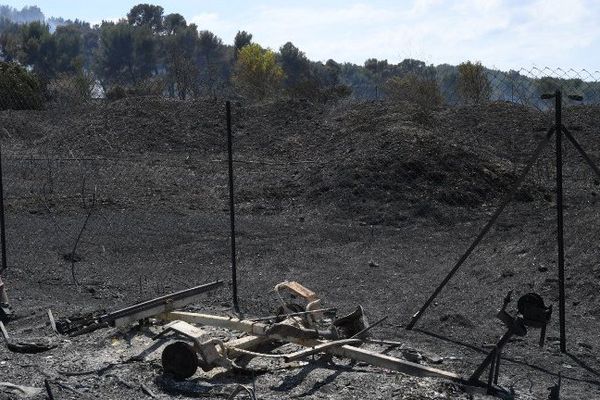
0;3;596;108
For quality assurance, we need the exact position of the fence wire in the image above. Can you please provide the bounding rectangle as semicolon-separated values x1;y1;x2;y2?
345;67;600;109
0;67;600;363
2;66;600;111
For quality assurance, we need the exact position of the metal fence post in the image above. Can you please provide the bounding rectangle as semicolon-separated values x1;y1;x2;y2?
0;138;7;273
554;90;566;353
226;101;239;312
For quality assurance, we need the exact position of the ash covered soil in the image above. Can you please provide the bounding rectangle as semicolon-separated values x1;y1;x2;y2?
1;97;600;399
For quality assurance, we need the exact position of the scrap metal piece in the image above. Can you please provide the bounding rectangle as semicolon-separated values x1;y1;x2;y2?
471;291;552;396
284;339;362;362
0;303;13;322
518;293;552;327
162;310;464;384
159;320;270;372
253;307;337;323
105;280;224;328
333;305;369;338
160;282;467;386
56;281;223;336
275;281;323;324
0;321;57;354
518;292;552;347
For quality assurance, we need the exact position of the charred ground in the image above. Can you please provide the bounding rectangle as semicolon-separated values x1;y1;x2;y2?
0;98;599;399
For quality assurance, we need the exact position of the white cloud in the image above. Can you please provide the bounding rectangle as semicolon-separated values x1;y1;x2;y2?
185;0;600;69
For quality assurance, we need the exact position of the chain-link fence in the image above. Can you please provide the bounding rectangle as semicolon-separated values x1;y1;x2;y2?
1;67;600;390
4;65;600;111
0;61;599;399
346;67;600;109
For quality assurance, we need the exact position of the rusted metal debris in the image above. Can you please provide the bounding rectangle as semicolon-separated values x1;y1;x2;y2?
44;280;538;398
469;291;552;396
0;320;57;354
154;282;536;398
54;280;223;336
155;282;473;387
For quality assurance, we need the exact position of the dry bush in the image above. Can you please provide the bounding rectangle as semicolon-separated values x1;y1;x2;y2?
0;61;44;110
287;81;352;103
47;72;96;106
384;74;443;117
457;61;491;104
106;85;127;101
131;77;165;96
105;77;165;101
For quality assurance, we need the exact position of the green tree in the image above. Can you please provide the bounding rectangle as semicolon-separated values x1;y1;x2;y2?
53;24;84;74
196;30;224;93
233;30;252;60
364;58;388;75
0;61;44;109
127;4;164;32
457;61;491;104
278;42;310;88
164;23;198;99
0;18;22;62
233;43;283;99
95;21;156;86
197;30;222;66
311;59;341;87
163;13;186;34
19;21;56;79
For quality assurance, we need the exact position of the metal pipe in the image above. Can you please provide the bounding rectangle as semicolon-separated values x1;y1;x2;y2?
226;101;239;312
407;126;556;330
101;280;223;325
0;139;7;273
249;307;337;322
554;90;566;353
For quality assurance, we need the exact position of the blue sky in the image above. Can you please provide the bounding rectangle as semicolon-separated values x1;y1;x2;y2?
6;0;600;70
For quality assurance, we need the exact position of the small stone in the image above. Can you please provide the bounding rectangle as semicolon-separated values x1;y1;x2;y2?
402;349;423;363
368;260;380;268
538;266;548;272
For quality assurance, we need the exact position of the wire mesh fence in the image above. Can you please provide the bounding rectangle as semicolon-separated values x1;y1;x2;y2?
346;67;600;109
3;65;600;111
0;69;600;336
1;64;600;399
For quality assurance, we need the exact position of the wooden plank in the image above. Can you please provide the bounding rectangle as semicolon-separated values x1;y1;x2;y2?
161;311;270;336
226;335;270;356
165;320;207;339
326;345;463;382
278;281;318;301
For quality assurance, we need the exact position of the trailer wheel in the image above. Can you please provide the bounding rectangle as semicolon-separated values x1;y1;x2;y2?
162;341;199;380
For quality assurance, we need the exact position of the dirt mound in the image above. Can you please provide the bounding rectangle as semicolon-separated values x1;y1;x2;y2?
0;96;227;155
0;98;568;225
303;101;548;225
